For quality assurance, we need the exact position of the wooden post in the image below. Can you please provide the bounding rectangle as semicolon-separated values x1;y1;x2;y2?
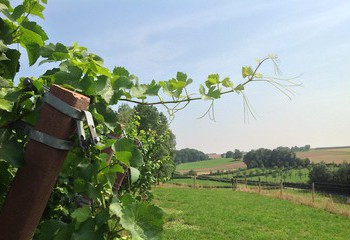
244;177;247;189
258;177;261;193
280;180;283;197
312;182;315;203
0;85;90;240
193;176;197;188
235;178;238;190
231;178;234;191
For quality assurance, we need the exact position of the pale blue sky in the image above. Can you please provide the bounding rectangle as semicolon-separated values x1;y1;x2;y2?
18;0;350;153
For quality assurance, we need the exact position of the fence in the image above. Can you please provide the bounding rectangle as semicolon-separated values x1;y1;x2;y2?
171;175;350;196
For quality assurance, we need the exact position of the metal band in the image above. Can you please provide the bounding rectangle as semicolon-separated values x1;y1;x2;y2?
43;93;84;120
30;129;74;150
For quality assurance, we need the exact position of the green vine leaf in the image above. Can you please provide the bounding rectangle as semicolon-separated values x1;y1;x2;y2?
110;195;164;240
71;206;91;223
235;84;244;91
145;80;161;96
242;66;254;78
205;73;219;87
130;166;140;184
114;138;143;167
11;4;25;20
0;98;13;111
222;77;233;88
0;129;24;167
0;48;21;80
36;220;69;240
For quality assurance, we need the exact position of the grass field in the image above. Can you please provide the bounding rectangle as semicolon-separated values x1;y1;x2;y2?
154;187;350;240
176;158;245;174
296;147;350;163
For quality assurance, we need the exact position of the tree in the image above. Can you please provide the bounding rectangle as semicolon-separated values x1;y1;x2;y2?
309;164;333;183
116;104;177;196
233;149;243;160
225;151;234;158
174;148;208;164
132;105;176;188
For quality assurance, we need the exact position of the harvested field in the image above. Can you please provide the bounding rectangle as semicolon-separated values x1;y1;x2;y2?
297;147;350;163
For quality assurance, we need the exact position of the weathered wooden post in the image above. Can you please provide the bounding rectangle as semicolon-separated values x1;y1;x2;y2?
312;182;315;203
280;180;283;197
231;178;234;191
258;177;261;193
193;176;197;188
244;177;247;189
0;85;90;240
235;178;238;190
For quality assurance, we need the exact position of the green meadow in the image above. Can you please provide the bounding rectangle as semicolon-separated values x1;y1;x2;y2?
154;187;350;240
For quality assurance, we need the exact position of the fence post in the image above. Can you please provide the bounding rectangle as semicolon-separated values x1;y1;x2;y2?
244;177;247;189
280;180;283;197
193;176;197;188
258;177;261;193
312;182;315;203
0;85;90;240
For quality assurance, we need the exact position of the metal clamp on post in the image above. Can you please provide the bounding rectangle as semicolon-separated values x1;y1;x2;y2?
76;110;100;149
29;129;74;150
43;92;100;149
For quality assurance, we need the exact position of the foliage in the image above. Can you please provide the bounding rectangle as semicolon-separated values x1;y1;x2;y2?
118;104;176;199
309;163;350;184
233;149;243;160
222;149;242;160
291;144;311;152
134;105;176;181
223;150;234;158
174;148;208;164
0;0;296;239
243;147;310;169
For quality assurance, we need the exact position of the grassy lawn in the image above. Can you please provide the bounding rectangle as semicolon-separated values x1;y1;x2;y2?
176;158;241;171
154;187;350;240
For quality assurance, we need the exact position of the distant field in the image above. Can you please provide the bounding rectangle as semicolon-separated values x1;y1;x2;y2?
176;147;350;175
297;147;350;163
176;158;246;174
169;178;231;187
212;168;310;183
154;187;350;239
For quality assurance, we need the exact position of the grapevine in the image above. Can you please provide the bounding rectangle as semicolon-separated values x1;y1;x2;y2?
0;0;298;239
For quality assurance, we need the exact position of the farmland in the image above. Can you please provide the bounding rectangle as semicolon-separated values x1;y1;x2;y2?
296;147;350;163
176;158;245;174
154;187;350;240
176;147;350;177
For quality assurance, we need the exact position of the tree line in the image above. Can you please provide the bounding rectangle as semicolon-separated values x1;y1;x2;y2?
221;149;243;160
243;147;311;169
291;145;311;152
309;163;350;185
174;148;208;164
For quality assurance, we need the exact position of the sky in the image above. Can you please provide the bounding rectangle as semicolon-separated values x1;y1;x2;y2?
16;0;350;153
